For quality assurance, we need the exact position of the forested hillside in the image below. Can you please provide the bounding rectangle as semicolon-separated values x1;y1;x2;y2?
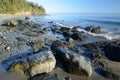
0;0;46;15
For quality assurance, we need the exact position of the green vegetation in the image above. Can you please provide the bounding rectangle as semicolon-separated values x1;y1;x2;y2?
0;0;46;15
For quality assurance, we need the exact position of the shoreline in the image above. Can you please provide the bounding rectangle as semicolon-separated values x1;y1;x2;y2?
0;15;120;80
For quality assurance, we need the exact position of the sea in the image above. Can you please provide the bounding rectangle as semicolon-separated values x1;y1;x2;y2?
31;13;120;40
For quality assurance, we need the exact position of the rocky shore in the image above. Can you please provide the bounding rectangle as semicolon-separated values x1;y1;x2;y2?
0;15;120;80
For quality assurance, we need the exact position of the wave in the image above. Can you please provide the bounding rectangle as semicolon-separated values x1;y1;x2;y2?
85;19;120;26
56;22;120;40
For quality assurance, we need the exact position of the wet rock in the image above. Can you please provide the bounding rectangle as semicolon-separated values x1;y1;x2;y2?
72;26;82;32
56;47;92;76
28;72;48;80
90;53;102;60
105;44;120;62
102;68;120;80
83;43;100;52
32;40;46;53
60;27;71;33
66;37;74;43
25;22;32;27
71;32;86;41
5;46;11;51
91;27;101;34
51;40;64;52
62;32;71;37
7;50;56;76
85;26;101;34
4;20;18;27
17;20;24;24
28;73;62;80
25;16;30;20
41;28;49;34
51;27;57;34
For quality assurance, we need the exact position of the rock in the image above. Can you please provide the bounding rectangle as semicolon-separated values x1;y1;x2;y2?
72;26;81;32
5;46;11;51
60;27;71;33
71;32;86;41
25;16;30;20
105;44;120;62
102;68;120;80
28;73;62;80
32;40;46;53
83;43;100;52
28;72;48;80
41;28;48;34
54;46;92;76
91;27;101;34
25;22;32;27
51;40;64;52
85;26;101;34
90;53;102;59
7;50;56;76
66;37;74;43
17;20;24;24
4;20;18;27
51;27;57;33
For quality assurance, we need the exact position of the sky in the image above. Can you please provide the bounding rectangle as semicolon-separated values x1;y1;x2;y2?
27;0;120;13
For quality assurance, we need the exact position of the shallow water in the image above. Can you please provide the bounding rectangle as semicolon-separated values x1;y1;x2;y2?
31;13;120;40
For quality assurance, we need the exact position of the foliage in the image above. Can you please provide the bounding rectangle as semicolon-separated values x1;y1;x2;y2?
0;0;46;15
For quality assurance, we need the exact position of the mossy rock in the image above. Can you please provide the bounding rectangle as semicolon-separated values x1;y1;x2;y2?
7;51;56;76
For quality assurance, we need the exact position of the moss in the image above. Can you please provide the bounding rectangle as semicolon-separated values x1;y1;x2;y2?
7;58;53;76
7;61;29;75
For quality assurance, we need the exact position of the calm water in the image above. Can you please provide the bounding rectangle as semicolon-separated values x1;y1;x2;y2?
32;13;120;40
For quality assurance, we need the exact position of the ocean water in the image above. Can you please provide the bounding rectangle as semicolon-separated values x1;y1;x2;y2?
31;13;120;40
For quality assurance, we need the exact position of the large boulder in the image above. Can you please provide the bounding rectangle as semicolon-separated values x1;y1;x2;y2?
105;44;120;62
56;47;92;76
7;50;56;76
85;26;101;34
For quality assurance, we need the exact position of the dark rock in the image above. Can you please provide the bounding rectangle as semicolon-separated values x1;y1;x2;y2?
48;21;53;23
71;32;86;41
25;22;32;27
85;26;101;34
105;44;120;62
62;32;71;37
66;37;74;43
51;27;57;33
28;73;62;80
91;27;101;34
60;27;71;33
102;68;120;80
17;20;24;24
51;40;64;52
25;16;30;20
83;43;100;52
41;28;49;34
56;47;92;76
90;53;102;59
72;26;82;32
28;73;48;80
85;26;94;31
4;20;18;27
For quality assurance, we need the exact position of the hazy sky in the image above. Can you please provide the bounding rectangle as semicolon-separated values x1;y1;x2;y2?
27;0;120;13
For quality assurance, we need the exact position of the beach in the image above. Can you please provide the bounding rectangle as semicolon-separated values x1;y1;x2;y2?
0;13;120;80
